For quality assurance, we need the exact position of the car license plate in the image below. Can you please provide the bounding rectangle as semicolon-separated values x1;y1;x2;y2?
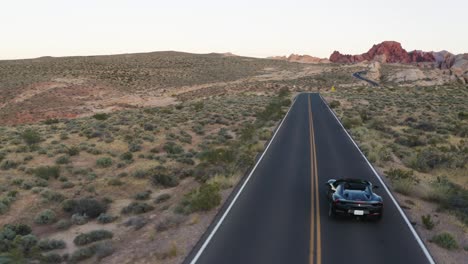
354;210;364;216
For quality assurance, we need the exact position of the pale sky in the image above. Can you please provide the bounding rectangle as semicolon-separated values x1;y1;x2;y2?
1;0;467;60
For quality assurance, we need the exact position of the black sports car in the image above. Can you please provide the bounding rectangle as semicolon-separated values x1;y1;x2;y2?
325;178;383;220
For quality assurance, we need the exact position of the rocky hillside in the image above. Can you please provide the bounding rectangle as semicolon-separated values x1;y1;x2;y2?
329;41;434;63
330;41;468;83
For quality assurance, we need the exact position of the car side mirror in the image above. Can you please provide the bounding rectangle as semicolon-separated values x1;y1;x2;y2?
373;185;379;189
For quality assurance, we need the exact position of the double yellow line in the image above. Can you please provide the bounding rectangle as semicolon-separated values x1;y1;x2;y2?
308;95;322;264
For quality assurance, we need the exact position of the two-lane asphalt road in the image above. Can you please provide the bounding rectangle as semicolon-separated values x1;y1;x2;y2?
186;93;433;264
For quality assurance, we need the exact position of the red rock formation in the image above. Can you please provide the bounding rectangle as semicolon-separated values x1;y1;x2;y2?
329;41;435;64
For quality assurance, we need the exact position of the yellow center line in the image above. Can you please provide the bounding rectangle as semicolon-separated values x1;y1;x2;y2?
310;95;322;264
308;95;315;264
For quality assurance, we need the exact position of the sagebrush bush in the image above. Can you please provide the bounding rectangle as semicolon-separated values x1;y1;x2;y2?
0;160;18;170
38;239;66;251
329;100;341;109
21;129;41;145
156;214;186;232
55;155;70;164
73;230;113;246
421;214;435;230
71;213;89;225
120;152;133;161
177;183;221;214
97;213;117;224
154;193;171;204
34;166;60;180
431;232;458;250
134;190;151;200
151;167;179;187
34;209;56;225
92;113;109;120
121;202;154;214
70;245;96;262
62;198;107;218
96;157;113;168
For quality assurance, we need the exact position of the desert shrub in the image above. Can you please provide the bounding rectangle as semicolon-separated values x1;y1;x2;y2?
40;253;62;263
123;216;148;230
120;152;133;161
44;118;60;125
193;101;204;111
92;113;109;120
128;143;142;153
199;148;235;166
12;234;38;256
55;219;72;230
151;167;179;188
38;239;66;251
34;166;60;180
71;214;89;225
41;189;65;202
21;129;41;145
240;124;256;141
96;157;113;168
163;141;183;154
154;193;171;204
34;209;57;225
134;190;151;200
411;147;450;172
431;233;458;250
458;111;468;120
94;241;114;260
108;179;123;186
421;214;435;230
256;99;284;122
73;230;113;246
70;245;96;262
121;202;154;214
97;213;117;224
329;100;341;109
156;214;186;232
67;146;80;156
61;198;107;218
192;124;204;135
342;117;363;129
61;181;75;189
143;123;155;131
395;134;427;147
385;168;416;182
132;169;148;179
425;177;468;225
0;160;18;170
177;183;221;214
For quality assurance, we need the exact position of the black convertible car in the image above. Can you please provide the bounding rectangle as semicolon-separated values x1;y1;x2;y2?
325;178;383;220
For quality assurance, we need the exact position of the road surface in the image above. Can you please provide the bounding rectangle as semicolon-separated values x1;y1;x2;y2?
185;93;433;264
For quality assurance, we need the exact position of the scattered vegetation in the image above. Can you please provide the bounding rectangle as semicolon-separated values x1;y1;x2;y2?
430;232;459;250
73;230;113;246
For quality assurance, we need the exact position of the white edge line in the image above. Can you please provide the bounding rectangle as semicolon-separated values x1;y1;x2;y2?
189;93;300;264
318;93;435;264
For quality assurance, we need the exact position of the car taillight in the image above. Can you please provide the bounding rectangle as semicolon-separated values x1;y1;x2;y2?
333;199;341;204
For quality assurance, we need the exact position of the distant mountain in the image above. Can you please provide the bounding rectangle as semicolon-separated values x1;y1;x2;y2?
329;41;434;64
329;41;468;83
268;54;329;64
